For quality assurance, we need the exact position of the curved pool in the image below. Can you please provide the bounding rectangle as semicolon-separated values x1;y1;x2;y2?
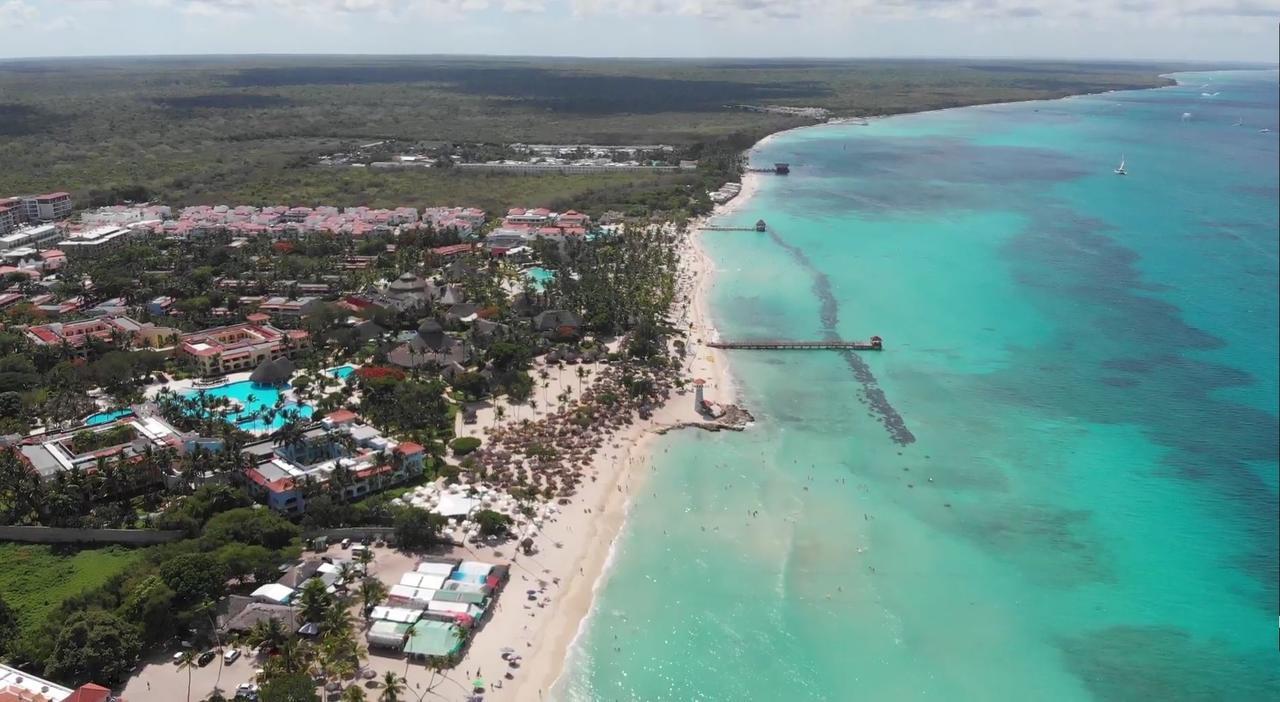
184;381;314;432
84;408;134;426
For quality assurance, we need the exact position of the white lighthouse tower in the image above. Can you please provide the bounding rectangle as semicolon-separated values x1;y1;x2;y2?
693;378;706;413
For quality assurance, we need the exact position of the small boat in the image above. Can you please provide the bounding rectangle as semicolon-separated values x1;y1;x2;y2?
1261;128;1273;134
1233;118;1243;127
1114;156;1127;176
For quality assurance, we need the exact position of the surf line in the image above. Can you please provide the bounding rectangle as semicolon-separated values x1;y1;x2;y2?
764;226;916;445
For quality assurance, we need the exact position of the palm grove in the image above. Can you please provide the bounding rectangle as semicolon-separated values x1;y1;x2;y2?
0;217;684;697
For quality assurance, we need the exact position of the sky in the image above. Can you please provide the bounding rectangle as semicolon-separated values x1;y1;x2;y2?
0;0;1276;63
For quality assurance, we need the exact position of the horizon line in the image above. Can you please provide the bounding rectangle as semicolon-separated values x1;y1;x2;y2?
0;52;1276;68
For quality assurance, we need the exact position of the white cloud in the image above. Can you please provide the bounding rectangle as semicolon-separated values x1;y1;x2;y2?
74;0;1280;21
566;0;1280;21
0;0;38;27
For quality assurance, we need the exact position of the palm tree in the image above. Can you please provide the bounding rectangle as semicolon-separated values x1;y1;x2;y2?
336;561;359;588
379;671;404;702
493;404;505;429
322;604;354;640
296;578;334;626
341;686;367;702
358;578;388;616
177;649;198;702
576;365;588;395
356;545;375;576
423;654;450;693
246;617;289;655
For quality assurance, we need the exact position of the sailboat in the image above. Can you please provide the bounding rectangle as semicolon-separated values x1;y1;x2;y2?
1233;118;1243;127
1114;156;1127;176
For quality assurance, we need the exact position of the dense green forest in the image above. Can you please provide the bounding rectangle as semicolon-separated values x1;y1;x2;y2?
0;55;1186;209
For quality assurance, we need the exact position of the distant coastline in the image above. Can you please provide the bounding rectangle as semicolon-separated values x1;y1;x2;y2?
451;67;1272;701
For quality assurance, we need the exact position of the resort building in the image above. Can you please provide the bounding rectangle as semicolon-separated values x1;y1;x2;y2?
421;207;486;234
430;243;475;258
221;596;301;636
356;272;463;313
0;204;16;236
0;663;119;702
178;320;309;376
145;296;175;317
0;223;61;252
24;316;175;352
386;318;473;376
457;162;684;175
78;203;171;227
4;192;75;223
255;296;324;322
533;310;583;339
483;228;531;252
556;210;590;228
502;207;553;227
240;410;426;514
15;412;208;480
56;225;140;258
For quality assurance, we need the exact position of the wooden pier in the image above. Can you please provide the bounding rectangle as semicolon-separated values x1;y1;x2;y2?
700;219;768;233
746;163;791;175
709;336;883;351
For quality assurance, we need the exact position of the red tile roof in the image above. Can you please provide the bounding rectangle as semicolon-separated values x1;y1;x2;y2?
355;464;393;480
245;467;295;494
432;243;474;256
66;683;112;702
325;409;357;424
394;441;424;455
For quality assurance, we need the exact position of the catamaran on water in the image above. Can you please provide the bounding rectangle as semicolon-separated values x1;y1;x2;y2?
1114;156;1127;176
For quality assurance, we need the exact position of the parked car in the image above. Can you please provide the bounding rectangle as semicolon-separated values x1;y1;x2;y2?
340;538;351;549
197;650;216;667
172;651;185;664
224;648;241;664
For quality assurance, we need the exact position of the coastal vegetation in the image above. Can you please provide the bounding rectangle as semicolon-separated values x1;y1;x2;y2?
0;544;144;641
1;494;302;685
0;56;1184;213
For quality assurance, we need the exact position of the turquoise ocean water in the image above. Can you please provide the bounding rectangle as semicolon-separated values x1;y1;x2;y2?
556;71;1279;701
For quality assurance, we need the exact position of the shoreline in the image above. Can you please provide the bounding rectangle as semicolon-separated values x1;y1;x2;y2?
448;73;1216;699
451;194;749;701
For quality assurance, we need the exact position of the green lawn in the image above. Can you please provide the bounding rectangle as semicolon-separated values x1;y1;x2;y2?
0;544;144;630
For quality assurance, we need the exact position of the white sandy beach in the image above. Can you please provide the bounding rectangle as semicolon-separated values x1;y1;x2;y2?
432;173;761;702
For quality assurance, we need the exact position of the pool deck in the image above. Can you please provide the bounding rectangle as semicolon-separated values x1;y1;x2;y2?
144;371;253;400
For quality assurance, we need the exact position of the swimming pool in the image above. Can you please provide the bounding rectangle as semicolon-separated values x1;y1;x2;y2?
326;364;357;380
84;408;134;426
184;380;314;432
524;267;555;290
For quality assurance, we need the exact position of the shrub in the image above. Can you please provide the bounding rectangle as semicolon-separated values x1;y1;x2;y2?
473;509;513;537
450;436;481;456
355;365;406;382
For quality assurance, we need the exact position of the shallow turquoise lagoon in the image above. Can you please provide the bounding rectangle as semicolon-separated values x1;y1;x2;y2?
557;71;1279;701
